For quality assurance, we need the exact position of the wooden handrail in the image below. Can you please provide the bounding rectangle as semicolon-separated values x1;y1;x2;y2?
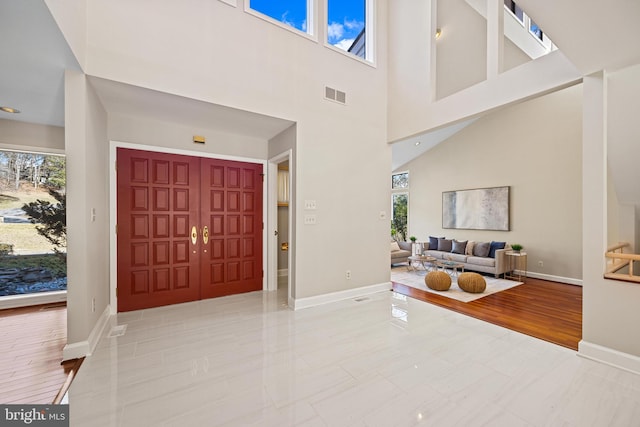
604;242;640;283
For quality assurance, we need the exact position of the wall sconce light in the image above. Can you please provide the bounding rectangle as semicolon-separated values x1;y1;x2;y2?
435;28;442;40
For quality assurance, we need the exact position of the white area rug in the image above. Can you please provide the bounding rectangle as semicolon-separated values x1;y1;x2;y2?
391;267;523;303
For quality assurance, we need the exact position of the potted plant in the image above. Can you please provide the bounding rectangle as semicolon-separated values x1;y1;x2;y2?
511;244;523;253
409;236;417;243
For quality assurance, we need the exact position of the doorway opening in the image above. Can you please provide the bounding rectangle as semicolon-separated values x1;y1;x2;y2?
268;150;293;306
0;150;67;306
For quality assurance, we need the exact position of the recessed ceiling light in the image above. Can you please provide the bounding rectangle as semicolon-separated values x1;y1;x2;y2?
415;141;421;146
0;106;20;114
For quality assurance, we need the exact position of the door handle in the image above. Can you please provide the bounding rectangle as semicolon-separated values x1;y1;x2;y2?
191;226;198;245
202;226;209;245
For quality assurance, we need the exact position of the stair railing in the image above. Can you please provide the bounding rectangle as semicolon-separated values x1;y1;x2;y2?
604;242;640;283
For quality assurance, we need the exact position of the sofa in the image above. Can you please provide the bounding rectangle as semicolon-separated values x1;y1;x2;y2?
391;240;412;265
420;237;511;278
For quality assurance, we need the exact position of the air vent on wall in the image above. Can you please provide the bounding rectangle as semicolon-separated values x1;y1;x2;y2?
324;86;347;105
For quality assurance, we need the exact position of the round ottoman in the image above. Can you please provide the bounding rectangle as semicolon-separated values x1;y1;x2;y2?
457;272;486;293
425;271;451;291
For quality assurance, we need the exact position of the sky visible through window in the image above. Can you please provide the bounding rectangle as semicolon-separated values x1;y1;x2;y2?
327;1;365;52
249;1;365;52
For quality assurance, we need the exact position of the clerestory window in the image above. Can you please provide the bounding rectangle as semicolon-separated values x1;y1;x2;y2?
327;0;375;62
247;0;313;36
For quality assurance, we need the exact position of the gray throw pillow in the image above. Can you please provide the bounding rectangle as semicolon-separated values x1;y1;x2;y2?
429;236;442;250
473;241;491;257
437;238;452;252
452;240;468;254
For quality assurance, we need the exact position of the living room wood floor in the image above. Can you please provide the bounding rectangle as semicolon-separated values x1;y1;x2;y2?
392;276;582;350
0;302;82;404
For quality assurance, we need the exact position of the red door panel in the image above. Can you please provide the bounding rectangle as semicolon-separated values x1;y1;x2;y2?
117;148;201;312
200;158;263;299
117;148;263;312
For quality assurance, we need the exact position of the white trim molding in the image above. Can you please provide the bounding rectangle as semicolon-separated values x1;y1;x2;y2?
0;290;67;310
525;271;582;286
292;282;391;310
578;340;640;375
63;305;111;361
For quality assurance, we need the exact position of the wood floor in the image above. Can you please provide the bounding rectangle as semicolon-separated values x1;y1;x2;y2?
0;302;81;404
392;276;583;350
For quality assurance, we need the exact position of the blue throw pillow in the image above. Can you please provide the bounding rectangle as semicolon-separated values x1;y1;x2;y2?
489;241;506;258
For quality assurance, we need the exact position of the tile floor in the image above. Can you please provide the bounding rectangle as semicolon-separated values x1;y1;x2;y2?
69;285;640;426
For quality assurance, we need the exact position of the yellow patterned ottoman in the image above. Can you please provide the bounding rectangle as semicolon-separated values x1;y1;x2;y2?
457;272;486;293
425;271;451;291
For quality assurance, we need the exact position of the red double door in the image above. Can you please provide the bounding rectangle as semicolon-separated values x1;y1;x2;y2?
116;148;263;312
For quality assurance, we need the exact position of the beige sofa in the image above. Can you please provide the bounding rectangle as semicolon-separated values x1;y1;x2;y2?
391;240;412;265
421;239;511;278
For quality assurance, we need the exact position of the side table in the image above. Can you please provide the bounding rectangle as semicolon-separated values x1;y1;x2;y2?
505;251;527;282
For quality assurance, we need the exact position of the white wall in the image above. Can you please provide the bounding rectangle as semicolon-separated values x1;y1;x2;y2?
397;84;583;282
0;119;64;153
50;0;390;317
64;70;109;358
580;70;640;371
108;114;269;160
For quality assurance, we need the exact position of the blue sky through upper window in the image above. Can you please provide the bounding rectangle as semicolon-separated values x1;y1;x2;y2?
250;0;308;32
327;1;365;51
249;1;365;52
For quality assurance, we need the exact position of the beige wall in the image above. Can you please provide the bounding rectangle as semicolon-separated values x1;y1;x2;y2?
0;119;64;153
397;84;583;281
64;70;109;352
107;113;269;160
50;0;391;325
581;70;640;366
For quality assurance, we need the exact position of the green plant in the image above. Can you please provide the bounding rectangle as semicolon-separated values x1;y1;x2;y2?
409;236;417;242
21;187;66;254
511;243;523;251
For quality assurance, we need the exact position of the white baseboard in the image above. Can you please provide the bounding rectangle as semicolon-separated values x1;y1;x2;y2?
292;282;391;310
278;269;289;277
578;340;640;375
524;271;582;286
0;290;67;310
63;304;111;361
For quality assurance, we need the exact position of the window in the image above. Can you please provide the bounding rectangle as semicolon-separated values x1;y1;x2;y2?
392;172;409;189
504;0;524;23
247;0;312;35
327;0;374;61
391;172;408;241
392;193;408;242
529;19;543;41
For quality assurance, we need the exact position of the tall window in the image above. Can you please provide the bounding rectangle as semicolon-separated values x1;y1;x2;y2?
327;0;374;62
247;0;312;35
0;150;67;298
391;172;409;241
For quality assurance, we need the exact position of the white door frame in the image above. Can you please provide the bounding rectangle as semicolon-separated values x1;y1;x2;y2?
267;149;293;305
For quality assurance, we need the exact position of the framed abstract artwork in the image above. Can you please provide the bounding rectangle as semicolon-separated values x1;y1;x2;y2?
442;186;510;231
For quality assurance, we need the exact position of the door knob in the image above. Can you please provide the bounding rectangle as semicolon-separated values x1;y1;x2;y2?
191;226;198;245
202;226;209;245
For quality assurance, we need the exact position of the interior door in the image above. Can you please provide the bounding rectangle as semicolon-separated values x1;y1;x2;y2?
116;148;263;312
200;159;263;298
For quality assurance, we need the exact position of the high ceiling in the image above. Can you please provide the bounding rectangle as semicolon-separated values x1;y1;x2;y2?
0;0;294;140
0;0;79;127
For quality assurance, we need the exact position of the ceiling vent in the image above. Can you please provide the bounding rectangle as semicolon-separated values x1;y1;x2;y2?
325;86;347;105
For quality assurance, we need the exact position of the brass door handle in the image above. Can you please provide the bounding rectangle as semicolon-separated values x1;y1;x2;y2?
202;226;209;245
191;226;198;245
